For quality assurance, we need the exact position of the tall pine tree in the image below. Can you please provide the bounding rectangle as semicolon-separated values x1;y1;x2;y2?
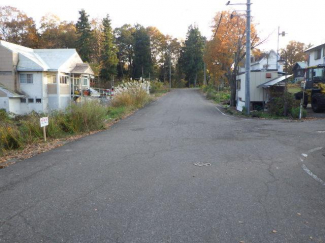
100;15;118;81
76;9;92;62
179;25;205;87
133;24;152;79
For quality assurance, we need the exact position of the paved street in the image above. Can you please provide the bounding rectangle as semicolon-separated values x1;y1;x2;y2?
1;89;325;243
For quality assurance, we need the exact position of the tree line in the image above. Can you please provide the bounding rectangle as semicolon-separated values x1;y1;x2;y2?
0;6;207;88
0;6;309;100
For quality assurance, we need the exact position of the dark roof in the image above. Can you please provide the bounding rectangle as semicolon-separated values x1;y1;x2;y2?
71;63;94;75
292;62;308;71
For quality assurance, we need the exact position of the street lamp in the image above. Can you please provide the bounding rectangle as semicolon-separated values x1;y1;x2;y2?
226;0;252;115
277;27;287;71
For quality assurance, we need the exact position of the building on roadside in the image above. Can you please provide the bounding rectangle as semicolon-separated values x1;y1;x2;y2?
305;43;325;67
0;40;94;115
236;50;294;111
292;62;308;83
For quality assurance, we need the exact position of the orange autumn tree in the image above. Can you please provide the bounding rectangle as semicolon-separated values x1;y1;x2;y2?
204;11;262;106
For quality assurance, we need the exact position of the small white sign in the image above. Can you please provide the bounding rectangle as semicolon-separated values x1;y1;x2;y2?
40;117;49;127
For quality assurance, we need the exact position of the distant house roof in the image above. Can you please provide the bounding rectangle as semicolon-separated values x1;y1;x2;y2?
0;41;89;73
71;63;94;75
292;62;308;71
251;50;277;66
305;43;325;53
257;74;293;88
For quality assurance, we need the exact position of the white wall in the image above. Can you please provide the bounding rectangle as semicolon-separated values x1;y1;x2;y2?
251;52;281;71
48;96;59;112
8;99;21;114
0;97;9;112
308;47;325;66
19;72;42;99
18;72;46;114
236;71;279;111
60;96;71;110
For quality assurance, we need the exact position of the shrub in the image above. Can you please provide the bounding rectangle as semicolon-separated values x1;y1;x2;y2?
206;89;217;100
268;93;300;116
174;79;187;88
113;80;150;109
150;81;165;93
0;124;21;153
112;92;133;107
67;101;107;132
291;107;307;119
0;109;9;121
107;106;127;120
20;113;44;141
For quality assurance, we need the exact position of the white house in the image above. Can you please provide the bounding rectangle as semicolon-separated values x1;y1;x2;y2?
305;43;325;66
239;50;283;73
0;41;94;115
236;50;287;111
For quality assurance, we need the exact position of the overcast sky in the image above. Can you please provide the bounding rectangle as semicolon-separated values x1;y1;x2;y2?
2;0;325;51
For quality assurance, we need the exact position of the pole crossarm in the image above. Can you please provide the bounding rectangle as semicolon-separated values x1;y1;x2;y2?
226;1;252;5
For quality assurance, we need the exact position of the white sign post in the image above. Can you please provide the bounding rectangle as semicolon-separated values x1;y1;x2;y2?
40;117;49;142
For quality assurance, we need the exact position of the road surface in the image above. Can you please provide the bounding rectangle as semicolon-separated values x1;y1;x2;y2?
1;89;325;242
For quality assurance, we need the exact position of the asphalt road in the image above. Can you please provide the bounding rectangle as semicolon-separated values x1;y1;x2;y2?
1;89;325;243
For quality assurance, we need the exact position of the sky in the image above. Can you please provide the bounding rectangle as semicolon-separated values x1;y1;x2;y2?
2;0;325;51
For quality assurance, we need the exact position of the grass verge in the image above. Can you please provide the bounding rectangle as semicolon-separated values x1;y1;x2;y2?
0;86;163;166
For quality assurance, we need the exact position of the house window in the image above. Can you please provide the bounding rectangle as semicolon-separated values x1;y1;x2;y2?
28;98;34;103
47;75;56;84
36;99;42;103
60;76;69;84
20;74;33;84
236;79;241;90
20;98;26;103
315;49;322;60
83;78;88;86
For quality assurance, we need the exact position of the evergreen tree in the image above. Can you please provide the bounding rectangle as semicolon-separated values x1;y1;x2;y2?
114;24;136;79
100;15;118;81
76;9;92;62
179;25;205;87
133;24;152;79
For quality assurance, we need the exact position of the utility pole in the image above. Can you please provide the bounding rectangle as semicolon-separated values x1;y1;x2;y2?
226;0;251;115
245;0;251;115
204;62;207;86
169;44;172;89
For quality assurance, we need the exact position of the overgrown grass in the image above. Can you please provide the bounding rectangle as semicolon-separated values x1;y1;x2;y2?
107;106;129;120
0;85;154;157
202;85;230;104
150;80;170;94
0;101;108;156
112;89;150;109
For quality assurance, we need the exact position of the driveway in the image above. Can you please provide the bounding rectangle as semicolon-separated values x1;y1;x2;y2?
0;89;325;242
